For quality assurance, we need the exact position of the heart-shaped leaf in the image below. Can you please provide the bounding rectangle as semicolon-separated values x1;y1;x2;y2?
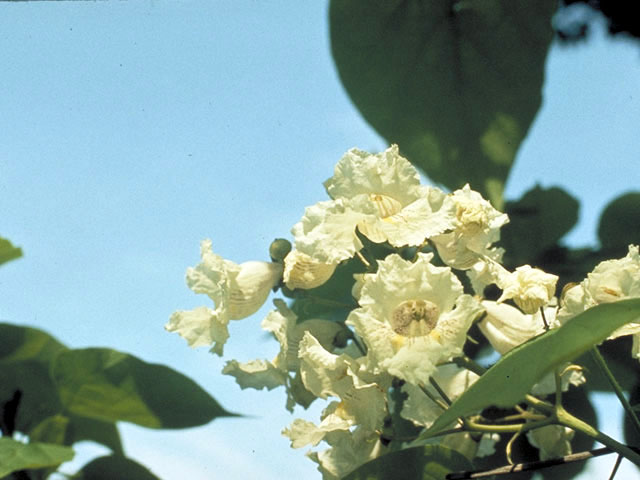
330;0;556;206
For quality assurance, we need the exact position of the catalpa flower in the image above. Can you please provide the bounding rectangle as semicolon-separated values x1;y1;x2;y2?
478;301;548;355
346;253;483;385
223;300;342;411
297;332;388;433
292;145;455;264
432;184;508;269
527;424;574;460
557;245;640;358
307;426;385;480
283;249;338;290
401;364;478;428
166;239;283;356
479;301;584;393
497;265;558;314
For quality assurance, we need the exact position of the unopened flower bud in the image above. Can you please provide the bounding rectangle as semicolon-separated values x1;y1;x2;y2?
269;238;292;263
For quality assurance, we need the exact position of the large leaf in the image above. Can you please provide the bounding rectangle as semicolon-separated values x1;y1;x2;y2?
0;236;22;266
0;323;67;366
0;438;74;478
65;415;123;455
425;299;640;436
343;445;472;480
598;191;640;253
51;348;235;428
501;185;580;266
330;0;556;206
75;455;160;480
0;324;67;434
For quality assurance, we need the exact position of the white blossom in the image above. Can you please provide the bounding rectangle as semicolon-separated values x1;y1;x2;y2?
431;184;508;270
556;245;640;354
292;146;455;264
166;239;282;355
283;249;338;290
497;265;558;314
346;253;483;385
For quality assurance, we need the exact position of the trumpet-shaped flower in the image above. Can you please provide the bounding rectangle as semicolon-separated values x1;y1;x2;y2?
497;265;558;314
292;146;455;264
283;249;338;290
223;300;343;411
166;239;283;356
347;253;483;385
431;184;508;269
556;245;640;357
479;301;549;354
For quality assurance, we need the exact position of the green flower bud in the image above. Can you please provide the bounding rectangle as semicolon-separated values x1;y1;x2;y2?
269;238;292;263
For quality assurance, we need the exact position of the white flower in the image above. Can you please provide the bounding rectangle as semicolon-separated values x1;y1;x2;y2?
222;359;287;391
283;249;338;290
478;301;548;354
401;364;478;428
527;424;574;460
166;239;282;356
297;332;388;433
556;245;640;348
307;427;385;480
292;146;455;264
431;185;508;269
497;265;558;314
346;253;484;385
222;301;343;411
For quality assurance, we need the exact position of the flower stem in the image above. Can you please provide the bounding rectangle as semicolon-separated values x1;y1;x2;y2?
590;346;640;437
556;406;640;467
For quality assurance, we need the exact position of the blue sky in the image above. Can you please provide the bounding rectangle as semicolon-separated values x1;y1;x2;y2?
0;1;639;479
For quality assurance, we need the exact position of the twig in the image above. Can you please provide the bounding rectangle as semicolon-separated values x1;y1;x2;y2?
446;446;640;479
608;454;623;480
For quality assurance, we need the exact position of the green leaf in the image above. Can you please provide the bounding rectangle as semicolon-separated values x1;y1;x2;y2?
0;438;74;477
28;415;70;445
0;323;67;366
51;348;236;428
75;455;160;480
0;236;22;266
0;324;68;434
598;191;640;252
425;299;640;436
343;445;473;480
65;415;124;455
501;185;580;265
329;0;556;206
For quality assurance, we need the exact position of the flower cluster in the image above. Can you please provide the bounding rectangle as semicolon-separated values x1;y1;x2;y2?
167;145;639;478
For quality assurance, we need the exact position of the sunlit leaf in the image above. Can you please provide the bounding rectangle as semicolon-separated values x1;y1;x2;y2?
425;299;640;436
0;438;74;478
75;455;160;480
343;445;473;480
52;348;236;428
0;236;22;266
330;0;556;206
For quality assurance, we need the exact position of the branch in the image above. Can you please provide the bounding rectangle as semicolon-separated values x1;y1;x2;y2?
446;446;640;479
